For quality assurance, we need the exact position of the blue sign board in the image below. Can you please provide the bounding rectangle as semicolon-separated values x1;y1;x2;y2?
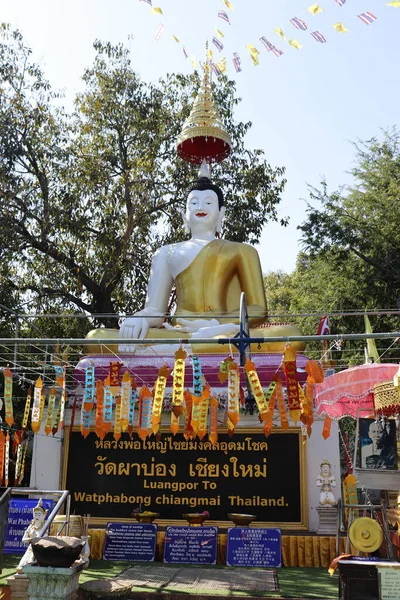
5;499;54;554
226;527;282;567
103;522;157;561
164;526;218;565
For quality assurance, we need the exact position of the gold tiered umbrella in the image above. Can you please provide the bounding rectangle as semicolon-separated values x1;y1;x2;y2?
176;57;232;164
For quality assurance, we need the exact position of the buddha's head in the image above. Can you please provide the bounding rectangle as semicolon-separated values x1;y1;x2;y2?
184;176;225;236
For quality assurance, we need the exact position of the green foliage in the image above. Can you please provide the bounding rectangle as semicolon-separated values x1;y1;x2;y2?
0;27;287;331
264;129;400;364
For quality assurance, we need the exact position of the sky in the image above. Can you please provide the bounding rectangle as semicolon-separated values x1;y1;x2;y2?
2;0;399;274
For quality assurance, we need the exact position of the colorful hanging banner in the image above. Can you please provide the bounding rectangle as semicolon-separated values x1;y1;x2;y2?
183;389;193;439
138;386;153;440
263;383;278;438
172;347;187;417
19;441;28;485
31;377;43;434
0;430;5;486
192;356;203;397
22;387;32;431
227;359;240;433
244;359;270;422
4;432;10;487
152;366;170;434
3;368;14;427
120;371;131;432
113;396;122;441
322;414;332;439
103;376;114;434
275;379;289;430
283;345;301;424
45;387;56;436
209;396;219;444
52;399;62;436
127;381;138;438
197;394;210;440
14;441;23;486
95;380;105;440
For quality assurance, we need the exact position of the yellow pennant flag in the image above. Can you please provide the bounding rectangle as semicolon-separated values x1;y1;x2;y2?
246;44;259;55
308;4;323;15
274;27;286;41
216;57;227;73
223;0;233;10
289;39;302;50
172;35;180;43
387;1;400;6
215;28;224;38
151;7;163;15
191;55;197;68
207;48;213;60
333;22;349;33
364;314;380;364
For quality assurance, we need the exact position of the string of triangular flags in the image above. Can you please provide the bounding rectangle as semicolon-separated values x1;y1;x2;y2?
136;0;398;76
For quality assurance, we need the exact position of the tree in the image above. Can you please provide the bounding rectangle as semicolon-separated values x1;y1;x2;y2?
299;129;400;312
0;27;287;330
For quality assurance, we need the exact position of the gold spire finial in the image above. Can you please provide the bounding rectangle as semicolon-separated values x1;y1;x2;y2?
176;42;232;165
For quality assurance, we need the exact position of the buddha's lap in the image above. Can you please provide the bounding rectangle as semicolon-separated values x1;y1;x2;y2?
84;325;305;354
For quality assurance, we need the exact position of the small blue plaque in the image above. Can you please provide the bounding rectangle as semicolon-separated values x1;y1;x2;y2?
103;522;157;561
5;499;54;554
164;526;218;564
226;527;281;567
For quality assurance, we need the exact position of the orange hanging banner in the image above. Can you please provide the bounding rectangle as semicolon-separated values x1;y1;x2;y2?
322;414;332;439
197;394;209;440
274;379;288;430
283;345;301;424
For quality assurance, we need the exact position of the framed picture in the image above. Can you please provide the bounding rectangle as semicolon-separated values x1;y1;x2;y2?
360;418;397;470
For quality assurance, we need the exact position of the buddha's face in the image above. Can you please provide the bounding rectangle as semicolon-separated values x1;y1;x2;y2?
186;189;221;233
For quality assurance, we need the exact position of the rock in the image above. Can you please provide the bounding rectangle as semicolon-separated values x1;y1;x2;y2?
30;536;85;568
80;579;133;599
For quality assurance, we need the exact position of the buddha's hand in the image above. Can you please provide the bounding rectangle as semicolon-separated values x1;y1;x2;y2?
163;319;239;338
119;317;150;353
162;318;220;334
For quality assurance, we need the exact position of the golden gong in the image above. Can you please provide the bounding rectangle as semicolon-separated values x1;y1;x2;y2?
348;517;383;553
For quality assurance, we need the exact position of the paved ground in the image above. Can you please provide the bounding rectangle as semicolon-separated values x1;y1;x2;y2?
118;564;280;594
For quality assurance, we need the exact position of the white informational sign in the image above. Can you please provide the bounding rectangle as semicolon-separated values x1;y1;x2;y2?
377;566;400;600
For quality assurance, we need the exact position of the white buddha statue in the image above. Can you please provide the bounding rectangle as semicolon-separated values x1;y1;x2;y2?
86;170;304;355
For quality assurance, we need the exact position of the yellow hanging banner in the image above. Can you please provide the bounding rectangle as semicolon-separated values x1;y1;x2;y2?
172;348;187;417
31;378;43;434
244;359;269;421
152;366;170;434
22;386;32;431
3;368;13;427
45;387;56;436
